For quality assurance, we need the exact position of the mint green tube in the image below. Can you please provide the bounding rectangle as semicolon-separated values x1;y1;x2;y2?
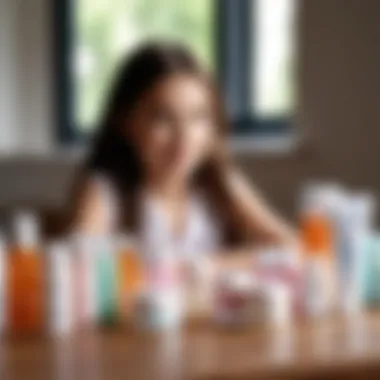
96;250;118;325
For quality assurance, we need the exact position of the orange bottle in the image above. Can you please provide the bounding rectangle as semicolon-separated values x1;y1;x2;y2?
117;236;143;321
7;212;44;334
300;185;335;257
300;186;337;316
301;208;333;258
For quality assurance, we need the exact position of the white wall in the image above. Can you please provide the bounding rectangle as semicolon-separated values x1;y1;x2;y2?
0;0;18;152
0;0;53;154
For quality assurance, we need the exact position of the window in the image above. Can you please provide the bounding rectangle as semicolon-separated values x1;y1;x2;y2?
254;0;296;118
55;0;297;143
218;0;297;135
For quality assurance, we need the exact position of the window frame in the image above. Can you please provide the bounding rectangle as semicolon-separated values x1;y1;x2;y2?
54;0;293;145
216;0;293;137
54;0;78;144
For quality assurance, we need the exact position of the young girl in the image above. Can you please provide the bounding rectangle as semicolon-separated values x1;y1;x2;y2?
71;43;297;269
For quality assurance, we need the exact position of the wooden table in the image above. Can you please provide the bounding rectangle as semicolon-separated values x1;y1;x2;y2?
2;313;380;380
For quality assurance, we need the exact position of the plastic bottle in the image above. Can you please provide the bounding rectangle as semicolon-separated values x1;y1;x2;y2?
135;237;183;330
341;193;375;314
183;255;215;321
263;281;292;326
363;234;380;306
8;212;44;334
72;235;97;329
117;235;143;323
322;188;376;315
300;184;337;317
0;233;6;334
301;185;335;258
95;237;118;326
47;241;74;336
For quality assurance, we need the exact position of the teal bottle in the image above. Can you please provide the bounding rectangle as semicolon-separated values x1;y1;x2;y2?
363;235;380;307
96;241;118;326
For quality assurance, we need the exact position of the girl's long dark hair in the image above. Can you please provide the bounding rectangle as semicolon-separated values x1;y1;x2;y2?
70;42;242;242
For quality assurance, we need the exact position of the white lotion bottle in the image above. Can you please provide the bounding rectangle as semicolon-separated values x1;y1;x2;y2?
48;241;74;336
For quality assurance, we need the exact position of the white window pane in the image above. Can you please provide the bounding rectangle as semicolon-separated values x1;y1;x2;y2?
252;0;297;118
73;0;215;132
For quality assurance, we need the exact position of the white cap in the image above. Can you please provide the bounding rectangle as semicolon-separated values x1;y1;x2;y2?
13;211;40;250
352;192;376;223
300;181;346;216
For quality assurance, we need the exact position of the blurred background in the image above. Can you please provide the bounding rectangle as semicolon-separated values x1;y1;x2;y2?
0;0;379;229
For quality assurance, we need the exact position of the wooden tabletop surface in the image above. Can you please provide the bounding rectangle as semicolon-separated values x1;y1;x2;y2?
2;313;380;380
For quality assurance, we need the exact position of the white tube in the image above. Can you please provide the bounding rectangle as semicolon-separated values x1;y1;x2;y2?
71;235;98;328
48;241;74;336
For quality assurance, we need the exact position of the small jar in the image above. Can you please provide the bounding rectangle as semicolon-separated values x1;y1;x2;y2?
214;271;257;326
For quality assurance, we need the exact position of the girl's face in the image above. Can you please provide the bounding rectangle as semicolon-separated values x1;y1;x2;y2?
128;73;216;184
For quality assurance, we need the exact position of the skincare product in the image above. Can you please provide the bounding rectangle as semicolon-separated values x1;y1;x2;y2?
47;242;74;336
300;185;337;317
214;271;257;326
0;234;6;333
72;235;97;329
136;242;183;330
8;212;44;334
117;235;143;322
95;237;118;325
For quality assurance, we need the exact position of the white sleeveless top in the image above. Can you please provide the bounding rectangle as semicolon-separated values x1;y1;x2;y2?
93;175;222;260
139;191;222;261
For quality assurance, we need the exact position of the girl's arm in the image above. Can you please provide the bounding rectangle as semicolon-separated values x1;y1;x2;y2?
214;248;259;272
69;175;117;235
224;169;298;247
